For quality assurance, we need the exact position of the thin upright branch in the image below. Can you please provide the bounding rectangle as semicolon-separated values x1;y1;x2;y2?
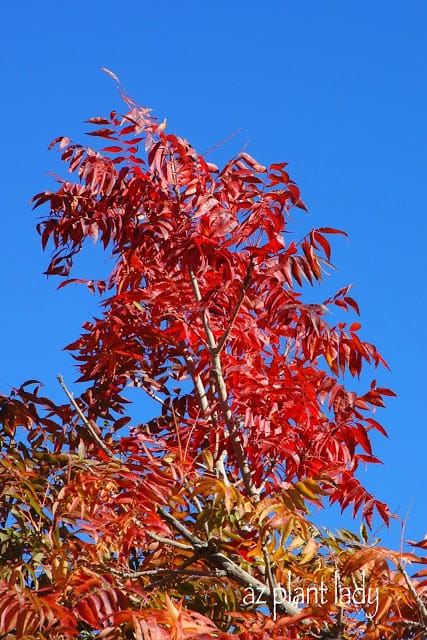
216;256;255;355
399;561;427;625
188;266;259;501
192;495;210;537
182;349;210;415
188;266;218;350
260;531;278;607
334;605;344;640
57;375;117;462
214;450;230;486
182;346;225;480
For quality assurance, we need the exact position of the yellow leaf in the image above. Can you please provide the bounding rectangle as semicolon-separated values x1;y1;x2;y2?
300;538;319;564
295;480;318;501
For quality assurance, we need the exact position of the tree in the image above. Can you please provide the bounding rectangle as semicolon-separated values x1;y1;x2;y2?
1;73;426;639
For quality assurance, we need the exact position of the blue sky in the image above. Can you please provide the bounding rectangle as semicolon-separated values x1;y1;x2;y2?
2;1;426;549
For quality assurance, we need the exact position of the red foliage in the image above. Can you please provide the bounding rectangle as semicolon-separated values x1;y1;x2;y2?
1;82;425;639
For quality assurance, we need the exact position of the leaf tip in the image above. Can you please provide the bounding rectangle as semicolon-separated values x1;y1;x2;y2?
101;67;120;83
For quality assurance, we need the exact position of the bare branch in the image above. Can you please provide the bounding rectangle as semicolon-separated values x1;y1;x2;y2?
57;374;118;462
399;561;427;625
144;550;209;591
188;267;259;501
110;566;227;580
158;507;207;550
260;531;278;608
182;349;210;415
216;255;255;355
146;530;193;551
214;450;230;486
193;495;210;537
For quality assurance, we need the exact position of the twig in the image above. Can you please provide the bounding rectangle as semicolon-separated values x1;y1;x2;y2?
142;385;166;406
137;371;167;406
144;552;204;591
182;347;227;482
193;495;210;537
109;566;227;580
158;507;208;550
399;561;427;625
216;256;255;355
146;530;192;551
331;605;344;640
202;127;242;157
182;349;210;415
214;450;230;486
57;375;118;462
188;266;259;501
260;531;277;612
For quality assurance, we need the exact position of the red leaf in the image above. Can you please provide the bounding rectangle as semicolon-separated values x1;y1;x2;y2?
312;229;332;261
317;227;348;237
344;296;360;315
48;136;71;151
239;152;267;173
86;128;117;139
85;117;111;125
102;146;123;153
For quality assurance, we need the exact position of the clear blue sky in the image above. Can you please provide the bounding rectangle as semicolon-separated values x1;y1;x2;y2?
2;1;426;549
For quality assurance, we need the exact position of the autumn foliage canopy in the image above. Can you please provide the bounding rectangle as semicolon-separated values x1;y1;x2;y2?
1;75;426;638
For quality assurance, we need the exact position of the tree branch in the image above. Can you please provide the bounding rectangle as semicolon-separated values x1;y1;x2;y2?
157;506;300;617
216;255;255;355
399;561;427;625
188;267;259;501
146;530;193;551
182;347;227;482
158;507;208;550
182;349;210;415
57;374;118;462
144;552;206;591
260;531;278;608
110;566;227;580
